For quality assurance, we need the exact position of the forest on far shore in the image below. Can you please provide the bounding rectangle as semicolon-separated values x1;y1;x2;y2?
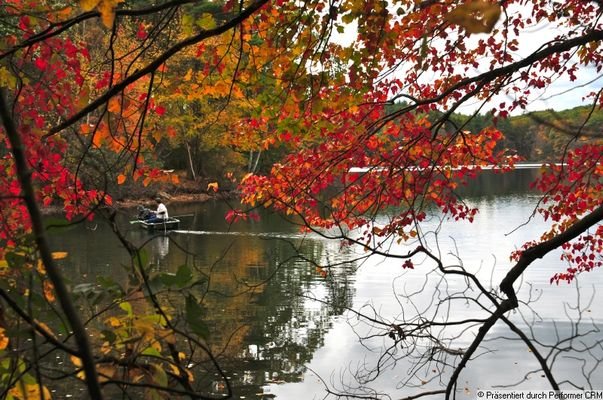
112;104;602;202
447;105;602;162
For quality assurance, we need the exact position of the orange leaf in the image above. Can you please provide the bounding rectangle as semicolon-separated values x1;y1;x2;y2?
0;328;9;350
117;174;127;185
52;251;68;260
108;97;121;113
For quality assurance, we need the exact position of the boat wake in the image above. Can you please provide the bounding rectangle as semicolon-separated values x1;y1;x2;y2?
171;230;320;240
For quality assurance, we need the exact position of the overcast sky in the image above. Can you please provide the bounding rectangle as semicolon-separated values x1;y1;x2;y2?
333;5;603;115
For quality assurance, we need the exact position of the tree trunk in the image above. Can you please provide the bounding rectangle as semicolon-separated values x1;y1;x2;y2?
185;140;197;180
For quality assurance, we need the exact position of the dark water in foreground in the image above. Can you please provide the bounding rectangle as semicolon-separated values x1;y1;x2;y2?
48;170;603;399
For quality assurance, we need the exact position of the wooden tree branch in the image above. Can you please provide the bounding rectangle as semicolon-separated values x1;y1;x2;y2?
501;204;603;304
446;204;603;399
44;0;270;138
0;288;80;357
0;89;103;400
0;0;201;60
372;29;603;138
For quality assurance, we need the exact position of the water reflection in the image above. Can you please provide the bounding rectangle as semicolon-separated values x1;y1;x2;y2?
48;202;356;398
45;169;603;399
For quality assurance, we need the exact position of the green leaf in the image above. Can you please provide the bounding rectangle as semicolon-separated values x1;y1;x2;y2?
96;276;124;296
141;347;161;357
175;264;192;288
158;273;177;287
5;251;27;268
341;13;355;24
151;364;168;387
182;14;195;35
196;13;216;30
185;295;209;339
21;373;36;385
101;329;117;344
120;301;133;317
248;34;264;46
134;249;149;268
157;265;192;288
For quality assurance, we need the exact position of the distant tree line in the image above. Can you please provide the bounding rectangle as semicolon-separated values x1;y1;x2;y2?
382;103;602;163
449;106;602;162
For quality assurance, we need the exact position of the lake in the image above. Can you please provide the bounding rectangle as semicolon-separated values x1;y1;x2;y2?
48;169;603;399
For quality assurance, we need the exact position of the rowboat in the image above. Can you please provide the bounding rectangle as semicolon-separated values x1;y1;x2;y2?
139;218;180;231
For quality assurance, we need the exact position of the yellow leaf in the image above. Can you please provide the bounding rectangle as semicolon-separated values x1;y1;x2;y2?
0;67;17;89
152;130;163;143
162;330;177;345
70;355;82;367
80;0;101;11
169;363;180;376
184;69;193;81
117;174;127;185
9;383;52;400
207;182;219;192
51;251;68;260
445;0;501;34
98;0;121;28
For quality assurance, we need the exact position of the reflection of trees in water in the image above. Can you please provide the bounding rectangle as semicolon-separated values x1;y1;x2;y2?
456;168;539;198
47;208;357;397
162;231;356;397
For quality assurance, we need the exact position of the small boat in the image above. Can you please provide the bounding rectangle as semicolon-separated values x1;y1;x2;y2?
139;218;180;231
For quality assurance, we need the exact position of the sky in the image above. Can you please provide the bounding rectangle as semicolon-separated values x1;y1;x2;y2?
333;4;603;115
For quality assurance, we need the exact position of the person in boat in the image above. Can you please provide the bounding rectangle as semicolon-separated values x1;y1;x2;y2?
137;205;155;221
146;198;169;223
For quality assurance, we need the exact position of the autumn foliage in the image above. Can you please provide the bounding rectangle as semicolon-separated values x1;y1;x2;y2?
0;0;602;398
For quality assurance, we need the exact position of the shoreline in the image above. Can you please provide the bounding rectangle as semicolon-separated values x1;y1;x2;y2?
41;190;236;216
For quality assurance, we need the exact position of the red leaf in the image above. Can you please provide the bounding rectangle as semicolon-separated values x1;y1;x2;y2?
136;23;148;40
34;58;48;71
155;105;166;116
18;16;30;30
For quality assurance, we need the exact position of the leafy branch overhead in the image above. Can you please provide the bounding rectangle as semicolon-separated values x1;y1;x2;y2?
80;0;125;27
445;0;502;34
0;0;601;399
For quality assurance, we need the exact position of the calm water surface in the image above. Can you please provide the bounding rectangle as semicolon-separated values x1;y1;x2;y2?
48;170;603;399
